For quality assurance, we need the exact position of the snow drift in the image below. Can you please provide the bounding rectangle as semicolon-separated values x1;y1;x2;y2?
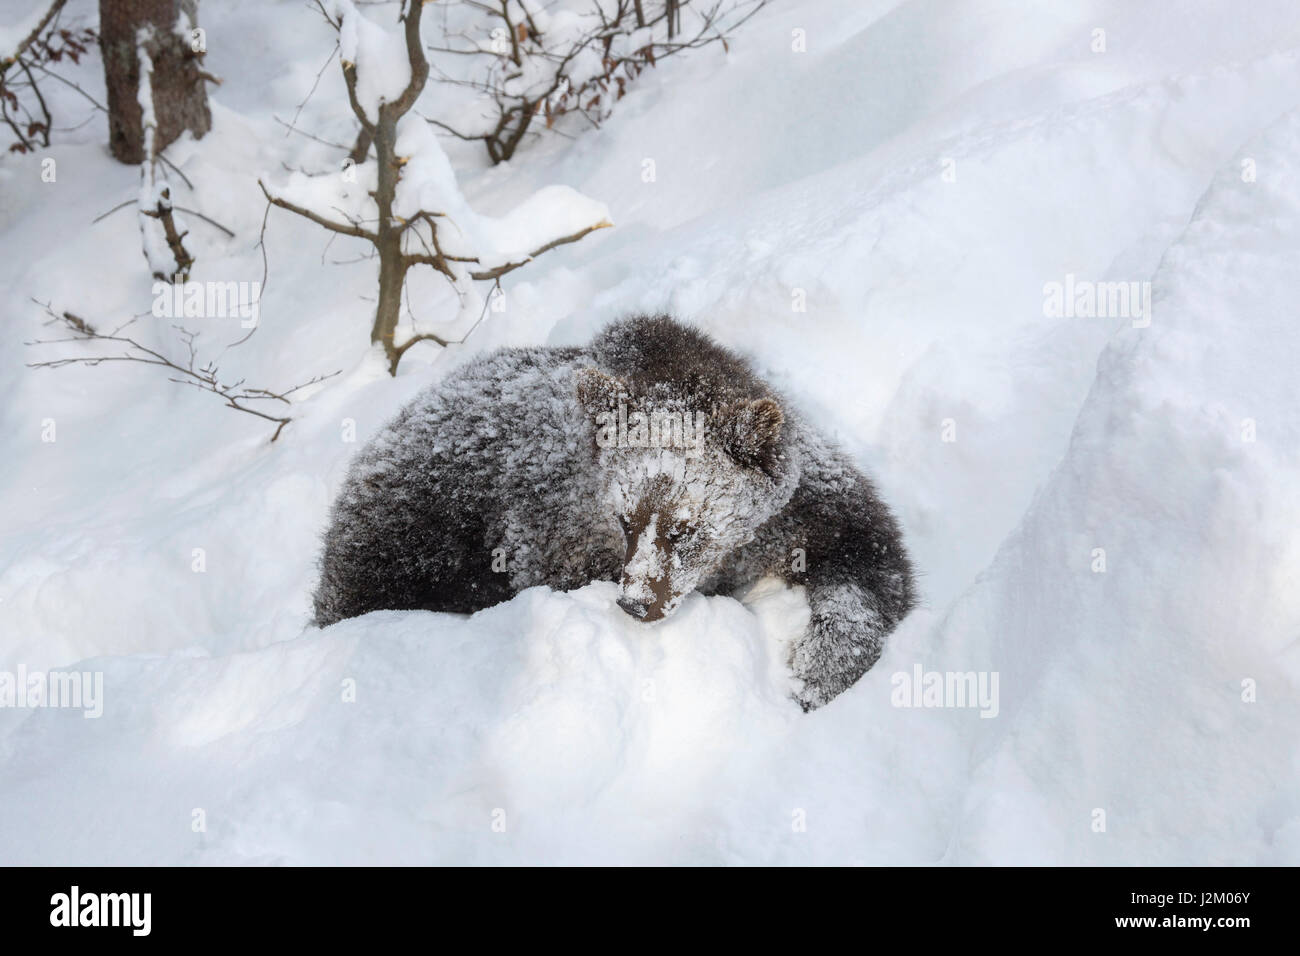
1;0;1298;864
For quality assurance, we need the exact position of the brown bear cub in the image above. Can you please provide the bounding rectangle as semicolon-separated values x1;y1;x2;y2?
313;315;915;710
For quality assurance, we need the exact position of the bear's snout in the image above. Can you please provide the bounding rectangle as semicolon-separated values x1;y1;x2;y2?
617;573;672;622
617;596;650;619
618;504;678;623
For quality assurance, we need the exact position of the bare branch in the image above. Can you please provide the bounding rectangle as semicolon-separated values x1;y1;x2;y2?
26;302;340;443
468;218;612;280
158;154;194;190
92;197;233;238
273;114;352;151
424;0;766;163
340;60;375;132
173;205;235;238
388;0;429;117
390;330;451;366
0;0;68;75
282;44;339;140
258;178;377;241
141;188;196;278
24;59;105;112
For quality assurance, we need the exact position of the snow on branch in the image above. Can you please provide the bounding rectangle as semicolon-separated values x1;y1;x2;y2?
260;0;612;374
426;0;767;164
136;25;194;280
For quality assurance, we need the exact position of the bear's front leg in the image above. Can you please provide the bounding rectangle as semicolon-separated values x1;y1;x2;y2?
773;459;915;711
789;579;895;711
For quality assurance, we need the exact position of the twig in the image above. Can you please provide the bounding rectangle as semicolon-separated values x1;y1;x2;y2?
173;205;234;237
91;198;136;223
26;302;340;443
467;219;612;280
26;60;105;112
158;154;194;190
258;178;376;240
0;0;68;74
93;198;233;238
273;114;352;151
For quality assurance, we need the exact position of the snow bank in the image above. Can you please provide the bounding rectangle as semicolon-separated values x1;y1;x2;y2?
936;106;1300;864
0;584;811;864
1;0;1298;864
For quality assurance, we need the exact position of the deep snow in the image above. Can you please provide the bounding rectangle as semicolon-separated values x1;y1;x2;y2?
0;0;1298;864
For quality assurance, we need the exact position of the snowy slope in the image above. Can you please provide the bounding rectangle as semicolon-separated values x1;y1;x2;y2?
1;0;1298;864
938;106;1300;865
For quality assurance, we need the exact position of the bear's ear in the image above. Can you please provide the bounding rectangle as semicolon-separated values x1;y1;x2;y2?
575;367;626;411
719;398;784;473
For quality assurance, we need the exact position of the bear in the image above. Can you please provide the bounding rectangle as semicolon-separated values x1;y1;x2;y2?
312;314;916;710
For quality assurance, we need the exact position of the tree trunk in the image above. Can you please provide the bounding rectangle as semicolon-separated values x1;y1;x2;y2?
100;0;211;163
369;111;408;373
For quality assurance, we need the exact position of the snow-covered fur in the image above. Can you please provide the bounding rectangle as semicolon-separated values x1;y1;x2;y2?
313;315;915;709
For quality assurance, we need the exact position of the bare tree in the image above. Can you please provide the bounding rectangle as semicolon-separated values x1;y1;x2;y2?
426;0;765;164
264;0;611;374
99;0;212;163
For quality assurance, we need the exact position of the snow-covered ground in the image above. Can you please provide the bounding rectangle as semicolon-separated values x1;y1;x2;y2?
1;0;1298;864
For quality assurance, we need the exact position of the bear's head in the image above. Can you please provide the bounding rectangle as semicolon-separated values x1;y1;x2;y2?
576;367;795;623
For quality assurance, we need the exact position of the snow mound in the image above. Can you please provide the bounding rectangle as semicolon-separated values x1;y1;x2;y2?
2;0;1299;865
938;106;1300;864
0;583;818;864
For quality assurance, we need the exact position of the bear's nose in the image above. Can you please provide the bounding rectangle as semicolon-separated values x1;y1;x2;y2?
617;596;648;619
